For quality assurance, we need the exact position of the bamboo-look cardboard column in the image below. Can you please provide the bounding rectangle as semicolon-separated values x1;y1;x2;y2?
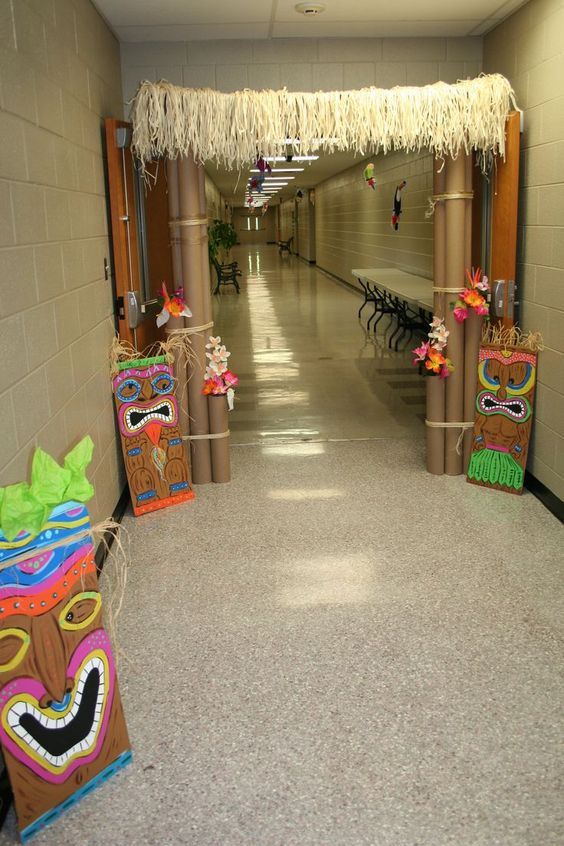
462;155;482;471
208;397;231;482
166;159;191;449
444;154;468;475
176;155;213;484
426;159;447;475
197;163;231;482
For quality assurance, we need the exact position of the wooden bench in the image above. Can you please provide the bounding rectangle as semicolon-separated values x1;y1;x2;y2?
352;268;433;350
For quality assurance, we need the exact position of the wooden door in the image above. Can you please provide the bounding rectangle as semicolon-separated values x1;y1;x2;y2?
105;119;173;350
489;111;521;328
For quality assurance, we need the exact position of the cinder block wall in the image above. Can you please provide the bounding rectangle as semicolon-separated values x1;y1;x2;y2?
0;0;124;522
120;37;482;109
316;150;433;283
484;0;564;501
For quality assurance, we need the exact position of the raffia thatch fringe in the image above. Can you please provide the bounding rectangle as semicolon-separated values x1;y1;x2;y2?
481;324;544;352
130;74;516;170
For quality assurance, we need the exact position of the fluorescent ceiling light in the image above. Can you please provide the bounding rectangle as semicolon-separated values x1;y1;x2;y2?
250;168;304;173
265;156;319;162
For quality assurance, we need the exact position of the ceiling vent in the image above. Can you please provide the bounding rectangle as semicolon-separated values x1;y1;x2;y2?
294;3;326;15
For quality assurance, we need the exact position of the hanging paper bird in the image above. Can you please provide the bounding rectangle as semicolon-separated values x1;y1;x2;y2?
255;156;272;175
261;201;269;216
363;163;376;190
391;181;407;230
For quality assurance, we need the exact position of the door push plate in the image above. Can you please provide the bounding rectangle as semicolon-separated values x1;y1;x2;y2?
491;279;516;320
126;290;141;329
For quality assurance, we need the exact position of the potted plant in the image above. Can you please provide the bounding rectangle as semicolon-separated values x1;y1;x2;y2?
208;219;238;265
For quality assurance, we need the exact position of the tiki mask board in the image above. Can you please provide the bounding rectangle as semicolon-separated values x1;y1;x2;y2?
0;501;131;842
467;345;537;494
112;355;194;517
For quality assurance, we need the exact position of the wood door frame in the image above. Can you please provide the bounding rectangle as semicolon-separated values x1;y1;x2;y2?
105;119;141;346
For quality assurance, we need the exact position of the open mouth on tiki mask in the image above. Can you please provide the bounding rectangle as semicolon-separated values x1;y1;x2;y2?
123;398;176;433
5;653;107;771
478;391;529;421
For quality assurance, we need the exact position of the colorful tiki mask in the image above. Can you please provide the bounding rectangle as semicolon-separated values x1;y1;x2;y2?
113;355;194;517
0;502;131;841
467;344;537;494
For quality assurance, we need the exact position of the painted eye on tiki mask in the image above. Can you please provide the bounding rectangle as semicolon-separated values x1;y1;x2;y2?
58;591;101;631
505;363;535;396
0;628;30;672
478;360;501;390
151;373;174;395
116;379;142;403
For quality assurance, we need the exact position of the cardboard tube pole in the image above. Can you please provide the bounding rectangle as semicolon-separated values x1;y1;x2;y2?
426;158;447;475
176;155;212;484
166;159;191;448
208;396;231;483
197;164;233;483
444;154;467;475
462;155;481;471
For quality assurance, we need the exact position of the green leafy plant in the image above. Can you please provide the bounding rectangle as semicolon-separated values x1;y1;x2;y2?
208;219;237;264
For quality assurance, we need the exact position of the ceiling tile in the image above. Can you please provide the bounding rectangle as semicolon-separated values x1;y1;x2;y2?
117;23;270;42
276;0;506;23
271;21;482;38
96;0;274;27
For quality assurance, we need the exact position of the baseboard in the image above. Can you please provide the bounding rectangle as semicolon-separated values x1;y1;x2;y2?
95;485;131;571
525;472;564;523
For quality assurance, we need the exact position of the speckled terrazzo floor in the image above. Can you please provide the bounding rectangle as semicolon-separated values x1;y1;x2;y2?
2;248;562;845
2;439;562;846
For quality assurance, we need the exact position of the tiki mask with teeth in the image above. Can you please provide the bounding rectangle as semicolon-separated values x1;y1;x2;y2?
112;355;194;516
0;502;131;839
467;345;537;494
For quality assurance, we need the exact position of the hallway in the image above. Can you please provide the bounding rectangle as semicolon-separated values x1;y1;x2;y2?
2;248;562;846
213;246;424;445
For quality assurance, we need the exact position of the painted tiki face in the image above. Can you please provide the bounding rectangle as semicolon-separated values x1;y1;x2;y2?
0;503;130;839
112;356;194;516
467;345;537;494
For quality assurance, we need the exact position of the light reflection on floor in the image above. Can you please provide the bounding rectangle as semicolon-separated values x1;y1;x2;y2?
213;245;424;445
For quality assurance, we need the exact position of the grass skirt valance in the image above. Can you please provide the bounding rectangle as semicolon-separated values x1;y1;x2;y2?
130;74;516;169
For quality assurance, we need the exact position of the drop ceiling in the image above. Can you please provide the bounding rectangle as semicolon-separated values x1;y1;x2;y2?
94;0;528;41
205;150;364;207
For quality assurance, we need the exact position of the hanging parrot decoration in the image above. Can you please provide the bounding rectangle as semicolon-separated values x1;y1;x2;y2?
391;180;407;230
363;162;376;190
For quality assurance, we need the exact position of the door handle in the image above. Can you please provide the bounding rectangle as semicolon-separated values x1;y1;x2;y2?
126;292;160;328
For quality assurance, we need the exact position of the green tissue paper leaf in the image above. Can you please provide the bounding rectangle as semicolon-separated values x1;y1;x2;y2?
64;436;94;476
30;448;71;506
0;483;47;543
64;436;95;502
0;435;95;543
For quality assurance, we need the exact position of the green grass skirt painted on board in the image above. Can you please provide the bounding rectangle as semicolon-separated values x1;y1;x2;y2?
467;448;524;491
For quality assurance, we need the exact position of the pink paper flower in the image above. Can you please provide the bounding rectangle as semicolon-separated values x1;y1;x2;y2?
412;341;430;363
453;303;468;323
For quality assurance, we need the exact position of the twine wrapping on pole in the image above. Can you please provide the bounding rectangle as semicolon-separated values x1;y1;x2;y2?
432;286;466;293
182;431;230;441
425;420;474;457
168;217;208;227
426;192;474;217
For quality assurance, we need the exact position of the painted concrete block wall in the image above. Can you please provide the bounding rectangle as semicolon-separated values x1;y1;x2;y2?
279;200;295;245
0;0;124;522
120;37;482;112
296;198;316;262
315;151;434;285
484;0;564;500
